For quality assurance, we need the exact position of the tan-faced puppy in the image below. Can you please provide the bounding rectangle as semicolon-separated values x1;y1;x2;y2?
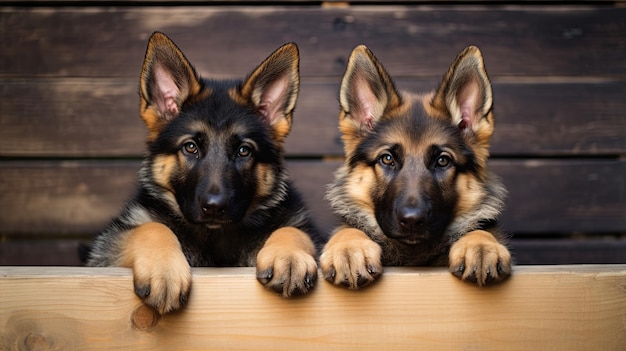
321;45;511;289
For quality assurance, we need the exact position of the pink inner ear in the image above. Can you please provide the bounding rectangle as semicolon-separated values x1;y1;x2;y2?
353;76;378;130
456;80;480;130
257;77;288;125
459;103;473;130
154;65;181;116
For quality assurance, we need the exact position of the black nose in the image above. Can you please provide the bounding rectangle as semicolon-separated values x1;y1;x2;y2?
202;194;227;218
397;206;427;232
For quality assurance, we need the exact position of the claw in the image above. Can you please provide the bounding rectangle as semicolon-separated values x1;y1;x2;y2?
357;273;370;288
324;266;337;282
134;283;151;299
256;267;274;285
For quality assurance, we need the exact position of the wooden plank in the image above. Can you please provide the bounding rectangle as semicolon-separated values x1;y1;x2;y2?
0;79;146;158
2;79;625;157
0;160;138;235
1;159;624;236
1;6;625;78
1;265;625;350
495;159;626;233
0;240;85;266
511;239;626;265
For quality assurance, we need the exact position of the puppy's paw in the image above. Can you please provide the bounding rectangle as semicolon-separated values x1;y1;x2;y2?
132;249;192;315
449;230;511;286
320;228;382;289
121;222;192;314
256;227;318;297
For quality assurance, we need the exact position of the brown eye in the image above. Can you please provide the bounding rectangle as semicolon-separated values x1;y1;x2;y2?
436;154;451;168
379;153;395;167
183;142;198;155
237;145;252;157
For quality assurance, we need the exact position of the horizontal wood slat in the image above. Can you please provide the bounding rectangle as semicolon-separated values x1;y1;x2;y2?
1;159;624;236
511;239;626;265
2;6;625;78
1;266;625;350
1;80;624;157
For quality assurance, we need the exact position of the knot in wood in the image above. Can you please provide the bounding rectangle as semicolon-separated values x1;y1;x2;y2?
131;304;160;331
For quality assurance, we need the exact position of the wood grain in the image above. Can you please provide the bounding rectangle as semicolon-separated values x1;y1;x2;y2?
1;266;625;350
2;7;625;78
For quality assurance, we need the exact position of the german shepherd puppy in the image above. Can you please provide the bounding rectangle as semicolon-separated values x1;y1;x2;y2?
85;32;324;314
320;45;511;289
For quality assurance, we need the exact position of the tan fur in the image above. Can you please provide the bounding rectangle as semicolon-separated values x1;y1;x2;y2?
256;227;318;296
453;173;486;216
344;164;377;214
118;222;191;314
319;228;383;289
255;163;276;199
449;230;511;286
151;154;177;193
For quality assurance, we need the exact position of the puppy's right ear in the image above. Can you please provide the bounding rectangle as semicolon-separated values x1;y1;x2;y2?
338;45;402;153
139;32;205;141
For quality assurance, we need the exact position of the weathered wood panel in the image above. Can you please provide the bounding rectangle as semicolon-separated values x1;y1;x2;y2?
2;80;624;157
1;159;624;236
1;266;625;350
511;239;626;265
2;6;625;78
0;160;138;235
0;240;86;266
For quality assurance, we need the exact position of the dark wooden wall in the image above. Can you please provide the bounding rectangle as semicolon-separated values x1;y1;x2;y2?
1;0;625;265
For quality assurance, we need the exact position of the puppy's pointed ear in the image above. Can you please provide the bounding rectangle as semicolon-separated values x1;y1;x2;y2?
139;32;204;141
236;43;300;145
431;46;494;145
338;45;402;151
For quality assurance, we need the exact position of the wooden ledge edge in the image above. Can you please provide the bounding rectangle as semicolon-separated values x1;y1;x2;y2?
2;264;625;278
1;265;625;350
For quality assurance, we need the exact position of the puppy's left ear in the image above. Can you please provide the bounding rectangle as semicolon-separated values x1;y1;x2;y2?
431;46;494;146
237;43;300;144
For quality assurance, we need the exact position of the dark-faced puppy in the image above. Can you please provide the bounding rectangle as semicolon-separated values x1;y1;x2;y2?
85;32;323;314
321;45;511;289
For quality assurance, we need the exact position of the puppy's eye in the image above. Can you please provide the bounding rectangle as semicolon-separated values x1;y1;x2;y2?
379;153;395;168
183;142;198;155
237;145;252;158
436;154;452;168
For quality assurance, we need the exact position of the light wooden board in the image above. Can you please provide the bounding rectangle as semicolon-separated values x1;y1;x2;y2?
1;265;625;350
